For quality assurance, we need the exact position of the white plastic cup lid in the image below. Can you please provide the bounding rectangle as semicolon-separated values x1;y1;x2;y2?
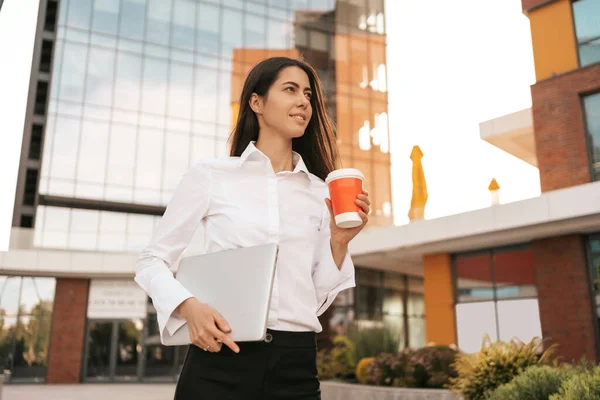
325;168;365;184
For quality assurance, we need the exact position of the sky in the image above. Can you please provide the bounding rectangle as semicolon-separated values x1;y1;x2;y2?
0;0;541;250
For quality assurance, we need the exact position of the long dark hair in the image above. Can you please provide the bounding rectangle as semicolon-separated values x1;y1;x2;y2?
229;57;339;181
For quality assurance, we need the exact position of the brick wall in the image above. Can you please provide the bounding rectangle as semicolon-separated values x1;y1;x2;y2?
46;278;90;383
534;235;597;362
532;63;600;192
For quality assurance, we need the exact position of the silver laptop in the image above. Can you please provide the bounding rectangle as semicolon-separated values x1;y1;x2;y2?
162;243;278;346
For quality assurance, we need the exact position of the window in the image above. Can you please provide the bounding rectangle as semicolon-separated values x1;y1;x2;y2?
0;276;56;382
573;0;600;67
587;234;600;358
348;268;425;348
583;92;600;181
454;246;542;353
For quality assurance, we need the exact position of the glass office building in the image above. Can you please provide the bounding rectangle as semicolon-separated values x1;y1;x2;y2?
6;0;424;383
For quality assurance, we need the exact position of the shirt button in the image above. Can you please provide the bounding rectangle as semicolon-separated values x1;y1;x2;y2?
264;333;273;343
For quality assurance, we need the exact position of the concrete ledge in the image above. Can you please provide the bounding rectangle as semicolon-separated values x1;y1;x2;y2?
321;381;461;400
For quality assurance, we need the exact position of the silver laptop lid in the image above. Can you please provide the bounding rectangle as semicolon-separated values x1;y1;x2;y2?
164;243;278;345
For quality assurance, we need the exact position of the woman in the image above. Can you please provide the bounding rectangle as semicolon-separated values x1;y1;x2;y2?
135;57;370;399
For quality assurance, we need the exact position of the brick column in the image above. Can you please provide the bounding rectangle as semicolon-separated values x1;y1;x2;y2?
46;278;90;383
534;235;597;362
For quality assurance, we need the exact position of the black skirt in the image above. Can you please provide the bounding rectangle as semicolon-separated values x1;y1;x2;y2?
174;329;321;400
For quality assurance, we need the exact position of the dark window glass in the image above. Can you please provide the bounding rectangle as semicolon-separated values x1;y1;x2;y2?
29;124;43;160
39;40;53;73
23;169;39;206
20;215;34;228
34;81;49;116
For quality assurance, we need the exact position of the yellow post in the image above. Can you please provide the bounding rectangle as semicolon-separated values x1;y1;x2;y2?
408;145;428;221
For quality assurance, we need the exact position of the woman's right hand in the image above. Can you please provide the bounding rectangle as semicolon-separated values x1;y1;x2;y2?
177;297;240;353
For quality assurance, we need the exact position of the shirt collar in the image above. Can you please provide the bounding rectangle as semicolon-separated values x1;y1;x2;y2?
239;141;311;178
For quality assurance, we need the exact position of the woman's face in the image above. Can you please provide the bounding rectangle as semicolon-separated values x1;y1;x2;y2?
254;66;313;139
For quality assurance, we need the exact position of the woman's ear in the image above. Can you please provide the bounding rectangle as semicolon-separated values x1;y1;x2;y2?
249;93;263;115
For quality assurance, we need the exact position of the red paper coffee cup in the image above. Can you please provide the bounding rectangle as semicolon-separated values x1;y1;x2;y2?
325;168;365;228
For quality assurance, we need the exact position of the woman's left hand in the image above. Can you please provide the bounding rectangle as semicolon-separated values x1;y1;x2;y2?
324;189;370;247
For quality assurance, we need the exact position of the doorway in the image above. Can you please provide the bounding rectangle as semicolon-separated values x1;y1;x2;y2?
83;319;143;382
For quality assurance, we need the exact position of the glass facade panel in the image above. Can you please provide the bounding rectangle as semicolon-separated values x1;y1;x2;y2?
456;302;497;353
40;0;392;250
573;0;600;67
455;252;494;302
583;92;600;181
454;245;539;352
588;234;600;358
0;276;55;382
337;268;425;348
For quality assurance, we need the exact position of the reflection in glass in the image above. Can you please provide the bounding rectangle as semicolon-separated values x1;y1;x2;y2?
115;320;142;379
168;64;193;119
573;0;600;67
67;0;93;30
196;3;220;56
497;299;542;343
163;133;190;192
193;68;218;123
86;322;112;379
135;128;163;190
356;269;382;320
244;14;267;49
59;42;88;102
145;313;175;377
141;58;168;115
18;278;55;316
120;0;147;40
455;252;494;302
171;0;195;51
266;18;292;49
114;52;142;111
0;277;22;317
583;93;600;182
146;0;172;46
221;9;243;60
494;247;537;299
456;302;498;353
0;276;55;381
92;0;120;35
106;124;137;187
77;120;110;184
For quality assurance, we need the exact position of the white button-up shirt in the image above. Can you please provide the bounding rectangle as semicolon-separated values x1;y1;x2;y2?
135;142;355;343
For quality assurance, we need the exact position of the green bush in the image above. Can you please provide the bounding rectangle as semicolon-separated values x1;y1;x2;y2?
317;335;356;380
550;366;600;400
366;348;413;387
448;335;557;400
345;322;402;362
406;345;459;389
486;364;579;400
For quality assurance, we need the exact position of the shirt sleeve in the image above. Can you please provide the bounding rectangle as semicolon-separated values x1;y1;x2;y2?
312;205;356;317
134;162;211;343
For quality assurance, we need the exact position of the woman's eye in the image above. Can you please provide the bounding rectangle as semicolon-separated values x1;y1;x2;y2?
305;93;312;99
285;87;294;92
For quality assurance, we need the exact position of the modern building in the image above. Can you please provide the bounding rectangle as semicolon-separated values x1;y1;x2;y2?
351;0;600;362
0;0;426;385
